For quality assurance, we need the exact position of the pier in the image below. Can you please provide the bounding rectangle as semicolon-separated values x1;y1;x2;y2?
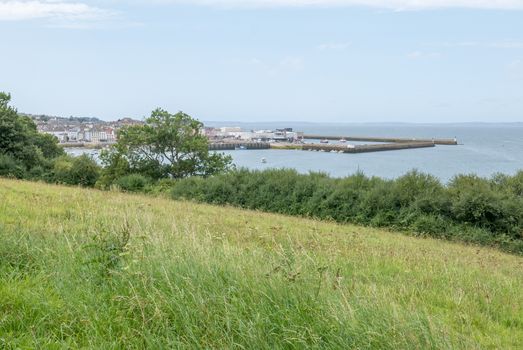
209;142;270;151
301;141;436;153
61;137;457;155
302;135;458;145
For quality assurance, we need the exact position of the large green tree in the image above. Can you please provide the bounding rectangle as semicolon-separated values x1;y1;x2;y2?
0;92;63;171
101;109;232;181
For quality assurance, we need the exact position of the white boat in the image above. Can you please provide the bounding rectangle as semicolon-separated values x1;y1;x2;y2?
261;157;267;163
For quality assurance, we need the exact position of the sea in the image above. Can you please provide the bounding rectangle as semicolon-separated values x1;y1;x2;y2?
66;122;523;183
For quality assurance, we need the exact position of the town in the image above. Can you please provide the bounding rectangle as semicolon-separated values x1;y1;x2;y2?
28;114;304;145
28;114;458;154
27;114;142;143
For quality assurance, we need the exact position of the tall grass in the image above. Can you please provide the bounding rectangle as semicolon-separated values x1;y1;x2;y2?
1;179;522;348
170;169;523;254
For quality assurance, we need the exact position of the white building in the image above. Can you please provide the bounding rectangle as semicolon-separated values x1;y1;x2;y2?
219;126;242;133
44;131;69;142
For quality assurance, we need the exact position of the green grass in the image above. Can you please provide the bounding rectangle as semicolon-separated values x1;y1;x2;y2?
1;179;522;349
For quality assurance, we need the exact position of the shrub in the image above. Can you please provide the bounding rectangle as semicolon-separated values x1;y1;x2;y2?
504;171;523;197
393;170;444;208
448;175;523;236
70;155;101;187
114;174;151;192
52;155;100;187
147;178;178;195
27;165;47;180
0;154;26;179
409;215;450;238
52;156;74;184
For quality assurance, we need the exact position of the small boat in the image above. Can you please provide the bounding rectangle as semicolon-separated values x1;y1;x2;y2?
235;145;247;150
320;139;329;144
339;138;347;143
261;157;267;163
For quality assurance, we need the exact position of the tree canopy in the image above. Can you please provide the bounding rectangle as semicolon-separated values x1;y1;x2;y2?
0;92;64;172
100;109;232;182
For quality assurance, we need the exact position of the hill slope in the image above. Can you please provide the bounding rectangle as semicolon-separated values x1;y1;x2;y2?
1;179;522;349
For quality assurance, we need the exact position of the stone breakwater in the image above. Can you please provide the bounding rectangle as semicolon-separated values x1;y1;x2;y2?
301;141;436;153
302;135;458;145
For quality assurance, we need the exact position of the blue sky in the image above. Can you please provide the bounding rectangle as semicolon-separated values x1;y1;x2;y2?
1;1;522;122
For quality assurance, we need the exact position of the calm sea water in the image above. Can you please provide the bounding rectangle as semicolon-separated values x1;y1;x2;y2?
67;123;523;183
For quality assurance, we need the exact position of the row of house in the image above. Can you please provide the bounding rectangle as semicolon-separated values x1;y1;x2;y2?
33;114;302;145
33;115;144;144
45;129;117;143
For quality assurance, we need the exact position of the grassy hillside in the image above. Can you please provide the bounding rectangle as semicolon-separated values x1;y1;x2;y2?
1;179;522;349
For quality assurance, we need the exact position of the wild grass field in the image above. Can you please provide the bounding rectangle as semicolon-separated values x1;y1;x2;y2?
1;179;522;349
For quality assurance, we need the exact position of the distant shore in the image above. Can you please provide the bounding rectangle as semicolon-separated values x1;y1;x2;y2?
59;142;115;149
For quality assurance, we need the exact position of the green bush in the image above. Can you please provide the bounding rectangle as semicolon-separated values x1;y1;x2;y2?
70;155;101;187
0;154;26;179
52;155;100;187
147;178;178;195
448;175;523;237
409;215;450;237
52;156;74;184
27;165;47;180
114;174;151;192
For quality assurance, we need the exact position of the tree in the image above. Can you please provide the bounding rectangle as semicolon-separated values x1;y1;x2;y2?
1;93;31;160
33;133;65;159
0;92;64;170
101;109;232;180
0;93;41;169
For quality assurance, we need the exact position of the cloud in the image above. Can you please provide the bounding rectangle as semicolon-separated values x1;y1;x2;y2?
407;51;441;59
317;42;351;51
509;59;523;68
486;41;523;49
248;58;263;65
159;0;523;10
508;59;523;79
237;56;304;75
432;41;523;49
279;56;304;70
0;1;114;22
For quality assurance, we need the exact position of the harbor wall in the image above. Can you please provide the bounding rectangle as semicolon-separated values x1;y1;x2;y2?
302;142;436;153
209;142;270;150
303;135;458;145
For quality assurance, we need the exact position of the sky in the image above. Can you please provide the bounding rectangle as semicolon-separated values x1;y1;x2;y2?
1;0;522;123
